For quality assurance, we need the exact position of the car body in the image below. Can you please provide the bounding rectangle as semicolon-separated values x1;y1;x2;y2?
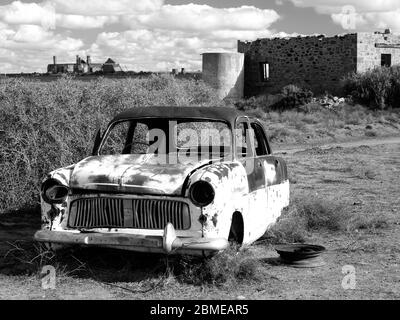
34;106;290;255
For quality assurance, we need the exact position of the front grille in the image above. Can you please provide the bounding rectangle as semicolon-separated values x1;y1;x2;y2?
68;198;191;230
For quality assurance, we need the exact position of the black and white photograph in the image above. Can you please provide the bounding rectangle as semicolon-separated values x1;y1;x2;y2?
0;0;399;307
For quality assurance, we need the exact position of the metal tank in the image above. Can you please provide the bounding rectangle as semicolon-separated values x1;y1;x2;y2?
202;52;244;100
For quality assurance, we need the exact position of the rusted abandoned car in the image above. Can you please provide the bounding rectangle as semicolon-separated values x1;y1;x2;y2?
35;107;289;255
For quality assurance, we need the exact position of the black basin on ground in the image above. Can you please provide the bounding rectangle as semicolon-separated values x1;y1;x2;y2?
274;244;326;268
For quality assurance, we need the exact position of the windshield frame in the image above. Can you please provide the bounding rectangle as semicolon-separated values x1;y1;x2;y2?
97;117;234;158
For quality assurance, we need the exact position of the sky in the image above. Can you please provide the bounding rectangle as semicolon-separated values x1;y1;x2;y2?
1;0;400;73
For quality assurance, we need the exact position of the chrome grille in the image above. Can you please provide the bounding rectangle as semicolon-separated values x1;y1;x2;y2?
68;198;190;230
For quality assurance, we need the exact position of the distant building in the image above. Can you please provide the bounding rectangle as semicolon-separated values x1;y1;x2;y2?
102;58;123;73
47;55;122;74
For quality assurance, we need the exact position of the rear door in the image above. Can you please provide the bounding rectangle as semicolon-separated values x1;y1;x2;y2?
247;120;271;238
250;119;289;232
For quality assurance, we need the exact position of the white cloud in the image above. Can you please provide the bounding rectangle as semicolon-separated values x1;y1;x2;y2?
12;24;52;43
285;0;400;32
0;23;84;73
332;9;400;32
129;4;279;31
52;0;163;16
0;1;55;26
0;24;83;50
56;14;118;29
287;0;400;14
89;30;234;72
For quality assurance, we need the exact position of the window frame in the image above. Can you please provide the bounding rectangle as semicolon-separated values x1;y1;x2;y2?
249;119;272;156
234;116;255;159
98;117;234;157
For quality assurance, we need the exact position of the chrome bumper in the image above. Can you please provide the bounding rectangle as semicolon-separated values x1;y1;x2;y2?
34;223;229;254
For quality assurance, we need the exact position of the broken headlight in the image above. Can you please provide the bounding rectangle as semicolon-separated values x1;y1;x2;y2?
41;179;69;204
189;181;215;207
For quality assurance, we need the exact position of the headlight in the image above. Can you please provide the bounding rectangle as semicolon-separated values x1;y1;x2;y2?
41;179;69;204
189;181;215;207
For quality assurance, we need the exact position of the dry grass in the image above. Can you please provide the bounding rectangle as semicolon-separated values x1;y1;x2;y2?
262;197;351;244
239;100;400;145
175;246;262;287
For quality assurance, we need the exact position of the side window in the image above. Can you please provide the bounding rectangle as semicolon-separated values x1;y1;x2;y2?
251;122;269;156
381;54;392;67
259;62;269;82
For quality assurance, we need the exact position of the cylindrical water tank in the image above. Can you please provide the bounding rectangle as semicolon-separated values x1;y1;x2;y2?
202;52;244;100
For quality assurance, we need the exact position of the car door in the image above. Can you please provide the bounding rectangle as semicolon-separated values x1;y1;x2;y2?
250;119;289;232
235;117;268;241
247;119;273;239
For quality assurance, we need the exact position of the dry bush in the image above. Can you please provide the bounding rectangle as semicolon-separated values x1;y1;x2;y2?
342;66;400;109
262;206;308;244
2;241;67;276
176;246;262;286
234;85;313;113
0;75;220;213
263;197;352;244
297;197;350;231
350;215;389;231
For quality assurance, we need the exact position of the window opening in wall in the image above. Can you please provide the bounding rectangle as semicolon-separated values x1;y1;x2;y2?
381;54;392;67
259;62;269;81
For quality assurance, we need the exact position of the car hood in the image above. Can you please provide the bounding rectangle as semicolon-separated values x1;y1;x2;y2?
70;154;214;195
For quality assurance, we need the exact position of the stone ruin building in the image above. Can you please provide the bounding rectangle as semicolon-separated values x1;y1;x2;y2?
202;30;400;99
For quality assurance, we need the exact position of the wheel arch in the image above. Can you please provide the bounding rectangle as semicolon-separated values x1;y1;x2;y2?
228;211;244;245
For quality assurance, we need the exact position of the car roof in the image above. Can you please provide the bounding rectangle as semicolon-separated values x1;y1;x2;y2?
110;106;246;126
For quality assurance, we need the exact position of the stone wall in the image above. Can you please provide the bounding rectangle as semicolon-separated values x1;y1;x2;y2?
357;32;400;72
238;34;358;97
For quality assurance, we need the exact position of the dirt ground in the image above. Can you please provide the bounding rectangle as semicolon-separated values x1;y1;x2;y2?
0;137;399;300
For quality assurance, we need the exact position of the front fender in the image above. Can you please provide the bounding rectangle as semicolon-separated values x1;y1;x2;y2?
41;165;75;231
186;162;249;239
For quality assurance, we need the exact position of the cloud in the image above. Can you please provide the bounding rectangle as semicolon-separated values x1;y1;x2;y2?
331;9;400;32
0;0;163;29
284;0;400;32
56;14;119;29
0;24;83;50
52;0;163;16
0;1;55;26
0;24;84;72
286;1;400;14
89;29;234;72
128;4;279;31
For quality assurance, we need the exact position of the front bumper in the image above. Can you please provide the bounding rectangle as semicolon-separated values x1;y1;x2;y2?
34;223;229;254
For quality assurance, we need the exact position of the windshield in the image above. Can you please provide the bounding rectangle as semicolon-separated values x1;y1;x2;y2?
99;118;232;161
